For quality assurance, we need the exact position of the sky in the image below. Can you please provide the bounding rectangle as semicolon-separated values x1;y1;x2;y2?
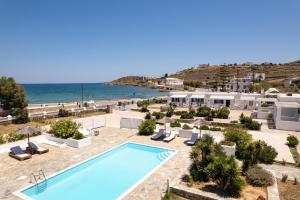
0;0;300;83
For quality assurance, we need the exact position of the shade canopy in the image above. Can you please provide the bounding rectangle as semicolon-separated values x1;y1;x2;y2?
170;94;187;98
190;94;205;99
16;126;40;135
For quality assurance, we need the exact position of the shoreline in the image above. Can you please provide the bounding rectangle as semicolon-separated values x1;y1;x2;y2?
27;96;168;112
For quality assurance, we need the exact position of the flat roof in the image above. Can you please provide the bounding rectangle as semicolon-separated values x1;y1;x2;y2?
170;94;187;98
256;98;278;102
190;94;205;98
275;101;300;108
210;95;235;100
240;96;256;101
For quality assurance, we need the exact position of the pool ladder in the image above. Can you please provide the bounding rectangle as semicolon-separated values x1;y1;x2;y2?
31;170;47;192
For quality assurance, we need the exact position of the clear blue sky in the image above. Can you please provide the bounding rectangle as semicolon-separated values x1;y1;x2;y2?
1;0;300;83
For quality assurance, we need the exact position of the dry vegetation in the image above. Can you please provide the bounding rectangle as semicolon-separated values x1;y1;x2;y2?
277;179;300;200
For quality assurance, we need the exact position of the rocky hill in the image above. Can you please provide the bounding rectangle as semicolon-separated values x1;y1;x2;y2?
111;60;300;90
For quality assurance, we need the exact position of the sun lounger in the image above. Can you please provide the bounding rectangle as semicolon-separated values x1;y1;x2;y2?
151;129;165;140
9;146;32;161
186;133;198;145
163;131;178;142
27;142;49;154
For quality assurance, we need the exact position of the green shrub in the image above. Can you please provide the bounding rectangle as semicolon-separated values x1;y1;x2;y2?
140;106;149;112
261;102;269;107
239;114;261;130
204;113;213;121
182;124;192;129
58;109;72;117
246;167;274;187
138;119;156;136
210;127;222;131
170;120;181;128
165;109;173;117
200;125;209;130
230;120;238;124
50;120;80;139
223;128;252;155
196;106;211;117
73;132;85;140
207;156;244;197
13;109;29;124
6;132;27;142
145;112;152;120
152;112;165;120
0;135;5;144
215;107;230;119
220;140;235;146
180;111;194;119
287;135;299;147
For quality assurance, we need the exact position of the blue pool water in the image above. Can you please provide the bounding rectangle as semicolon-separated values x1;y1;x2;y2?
21;142;175;200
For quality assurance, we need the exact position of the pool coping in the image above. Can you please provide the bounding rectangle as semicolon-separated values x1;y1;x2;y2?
13;141;177;200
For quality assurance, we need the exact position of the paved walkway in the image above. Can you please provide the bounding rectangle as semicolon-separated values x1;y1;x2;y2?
261;164;300;180
0;127;192;200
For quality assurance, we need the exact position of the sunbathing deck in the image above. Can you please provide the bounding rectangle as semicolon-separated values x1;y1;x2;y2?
0;127;192;200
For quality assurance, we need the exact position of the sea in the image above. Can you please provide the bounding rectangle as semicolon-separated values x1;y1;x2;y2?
23;83;167;104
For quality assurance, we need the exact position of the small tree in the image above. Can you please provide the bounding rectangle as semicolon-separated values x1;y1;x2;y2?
0;77;28;123
287;135;299;147
138;119;156;136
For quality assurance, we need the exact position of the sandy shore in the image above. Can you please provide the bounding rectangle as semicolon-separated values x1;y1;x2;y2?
27;96;168;114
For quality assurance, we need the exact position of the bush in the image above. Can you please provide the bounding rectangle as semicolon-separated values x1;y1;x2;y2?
200;125;209;130
246;167;274;187
13;109;29;124
223;128;253;160
170;120;181;128
58;109;72;117
261;102;269;107
180;111;194;119
6;132;27;142
138;119;156;136
0;135;5;144
207;156;244;197
73;132;85;140
230;120;238;124
204;113;213;121
210;127;222;131
145;112;152;120
165;109;173;117
239;113;261;130
196;106;211;117
287;135;299;147
182;124;192;129
50;120;80;139
215;107;230;119
152;112;165;120
140;106;149;112
220;140;235;146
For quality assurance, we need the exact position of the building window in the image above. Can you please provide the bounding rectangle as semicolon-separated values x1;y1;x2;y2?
281;107;299;121
214;99;224;104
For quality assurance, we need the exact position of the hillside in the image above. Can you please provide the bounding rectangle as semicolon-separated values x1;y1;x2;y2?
111;60;300;90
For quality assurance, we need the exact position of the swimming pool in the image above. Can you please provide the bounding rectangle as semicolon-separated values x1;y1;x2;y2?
16;142;175;200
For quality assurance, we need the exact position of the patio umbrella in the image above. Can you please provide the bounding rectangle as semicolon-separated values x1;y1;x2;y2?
16;126;40;144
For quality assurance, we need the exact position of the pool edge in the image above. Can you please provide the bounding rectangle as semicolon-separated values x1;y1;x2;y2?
14;141;177;200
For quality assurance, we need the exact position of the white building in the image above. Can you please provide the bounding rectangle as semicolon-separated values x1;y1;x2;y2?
165;78;183;89
273;102;300;131
226;76;252;92
169;91;261;109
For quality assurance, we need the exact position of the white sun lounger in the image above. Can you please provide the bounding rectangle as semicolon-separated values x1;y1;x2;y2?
163;130;178;142
151;129;165;140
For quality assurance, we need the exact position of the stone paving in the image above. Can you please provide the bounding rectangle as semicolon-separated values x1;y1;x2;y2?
261;164;300;181
0;127;192;200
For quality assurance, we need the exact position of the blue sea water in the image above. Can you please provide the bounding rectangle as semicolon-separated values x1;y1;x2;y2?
23;83;166;104
21;142;175;200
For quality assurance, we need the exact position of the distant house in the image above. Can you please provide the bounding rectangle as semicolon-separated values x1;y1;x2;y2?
226;76;252;92
165;77;183;89
283;79;293;88
250;73;265;81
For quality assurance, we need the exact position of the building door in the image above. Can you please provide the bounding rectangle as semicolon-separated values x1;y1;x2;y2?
226;100;230;107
